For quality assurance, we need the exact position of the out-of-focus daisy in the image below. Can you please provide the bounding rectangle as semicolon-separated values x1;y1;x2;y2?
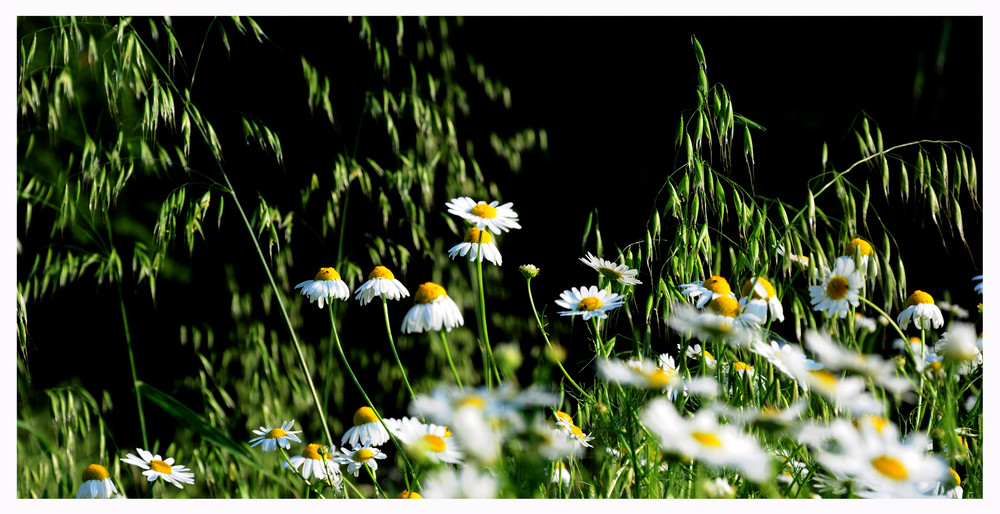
449;227;503;266
843;237;877;278
282;443;342;486
738;276;784;322
934;322;982;375
702;477;736;498
972;275;983;295
397;490;423;498
523;415;582;461
294;267;350;308
77;464;118;499
679;275;737;309
121;448;195;489
551;461;571;487
553;413;594;449
445;197;521;233
809;256;863;319
400;282;464;333
410;384;557;426
555;285;625;320
641;399;772;483
752;339;812;390
667;300;760;348
804;331;912;394
897;290;944;330
336;442;387;477
391;419;463;464
597;355;716;399
579;252;642;285
708;401;807;433
937;300;970;319
249;420;302;452
776;243;810;267
918;467;963;498
342;406;390;447
815;419;947;498
801;369;882;415
853;312;878;332
892;336;924;357
684;343;717;369
354;266;409;305
421;466;499;498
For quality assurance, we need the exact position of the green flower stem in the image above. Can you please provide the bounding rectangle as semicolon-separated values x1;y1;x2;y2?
364;465;387;498
328;304;418;491
117;282;149;450
467;259;491;388
525;276;595;404
381;295;415;400
277;447;328;499
590;317;607;357
475;234;502;386
437;329;463;388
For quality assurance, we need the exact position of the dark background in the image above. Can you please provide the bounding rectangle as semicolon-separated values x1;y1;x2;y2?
18;17;983;446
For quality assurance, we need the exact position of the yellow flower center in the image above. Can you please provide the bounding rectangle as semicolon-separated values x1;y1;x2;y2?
414;282;447;304
368;266;395;280
809;369;839;386
691;431;722;448
869;415;888;434
267;428;288;439
733;361;753;372
708;296;741;318
599;267;624;281
826;276;851;300
353;406;379;426
703;350;715;360
845;238;874;257
442;426;452;437
82;464;110;481
904;290;935;307
871;455;908;480
703;275;732;295
314;267;341;281
928;361;943;373
948;467;961;487
569;424;585;438
470;203;498;218
352;449;374;463
456;395;485;409
301;443;329;460
419;434;447;453
398;490;422;499
741;277;776;299
646;368;675;387
554;411;574;426
578;296;603;311
908;336;922;344
463;227;493;244
149;459;172;475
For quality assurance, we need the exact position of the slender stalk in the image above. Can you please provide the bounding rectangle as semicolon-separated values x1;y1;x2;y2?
381;294;415;400
474;234;502;386
437;329;463;388
364;465;387;498
525;276;595;403
117;282;149;450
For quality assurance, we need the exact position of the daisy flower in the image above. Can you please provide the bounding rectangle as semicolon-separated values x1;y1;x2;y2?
597;355;717;399
449;227;503;266
843;237;877;278
354;265;409;305
120;448;195;489
445;197;521;233
397;490;423;498
400;282;464;333
702;477;736;498
282;443;342;485
294;267;350;308
776;243;810;267
667;300;760;348
936;300;970;319
738;276;784;322
934;322;982;374
679;275;737;309
853;311;878;332
524;415;583;461
519;263;540;278
801;369;883;415
918;467;963;498
554;416;595;449
410;384;557;426
803;331;912;394
752;339;812;389
640;398;772;483
896;290;944;330
973;275;983;295
421;466;499;498
555;285;625;320
579;252;642;285
684;343;717;369
249;420;302;452
392;419;463;464
342;406;390;447
336;442;387;477
809;256;863;318
551;461;571;487
76;464;118;499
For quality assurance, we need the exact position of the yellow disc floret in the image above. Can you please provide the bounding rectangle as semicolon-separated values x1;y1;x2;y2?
904;290;935;307
809;369;839;387
691;431;723;448
353;406;379;426
578;296;603;311
871;455;908;481
826;276;850;300
314;267;341;281
463;227;493;244
703;275;732;295
456;395;485;409
368;266;395;280
845;238;874;257
553;411;574;426
599;267;624;281
419;434;447;453
149;459;172;474
708;296;741;318
414;282;447;304
82;464;110;481
398;490;423;499
352;448;374;462
302;443;328;460
266;427;288;439
470;203;498;218
740;277;776;300
733;361;753;372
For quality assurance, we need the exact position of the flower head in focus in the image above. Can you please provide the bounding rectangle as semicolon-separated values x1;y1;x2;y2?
354;266;409;305
295;267;350;308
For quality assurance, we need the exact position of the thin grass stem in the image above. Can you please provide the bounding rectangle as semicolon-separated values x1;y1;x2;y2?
381;294;415;400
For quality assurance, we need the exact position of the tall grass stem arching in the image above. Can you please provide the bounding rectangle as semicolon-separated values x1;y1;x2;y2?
118;281;149;451
381;294;416;400
524;275;595;404
437;329;464;388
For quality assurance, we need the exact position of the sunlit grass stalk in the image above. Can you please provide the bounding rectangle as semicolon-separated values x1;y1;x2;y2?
381;295;415;400
117;281;149;451
475;234;502;387
524;274;595;403
437;329;463;388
